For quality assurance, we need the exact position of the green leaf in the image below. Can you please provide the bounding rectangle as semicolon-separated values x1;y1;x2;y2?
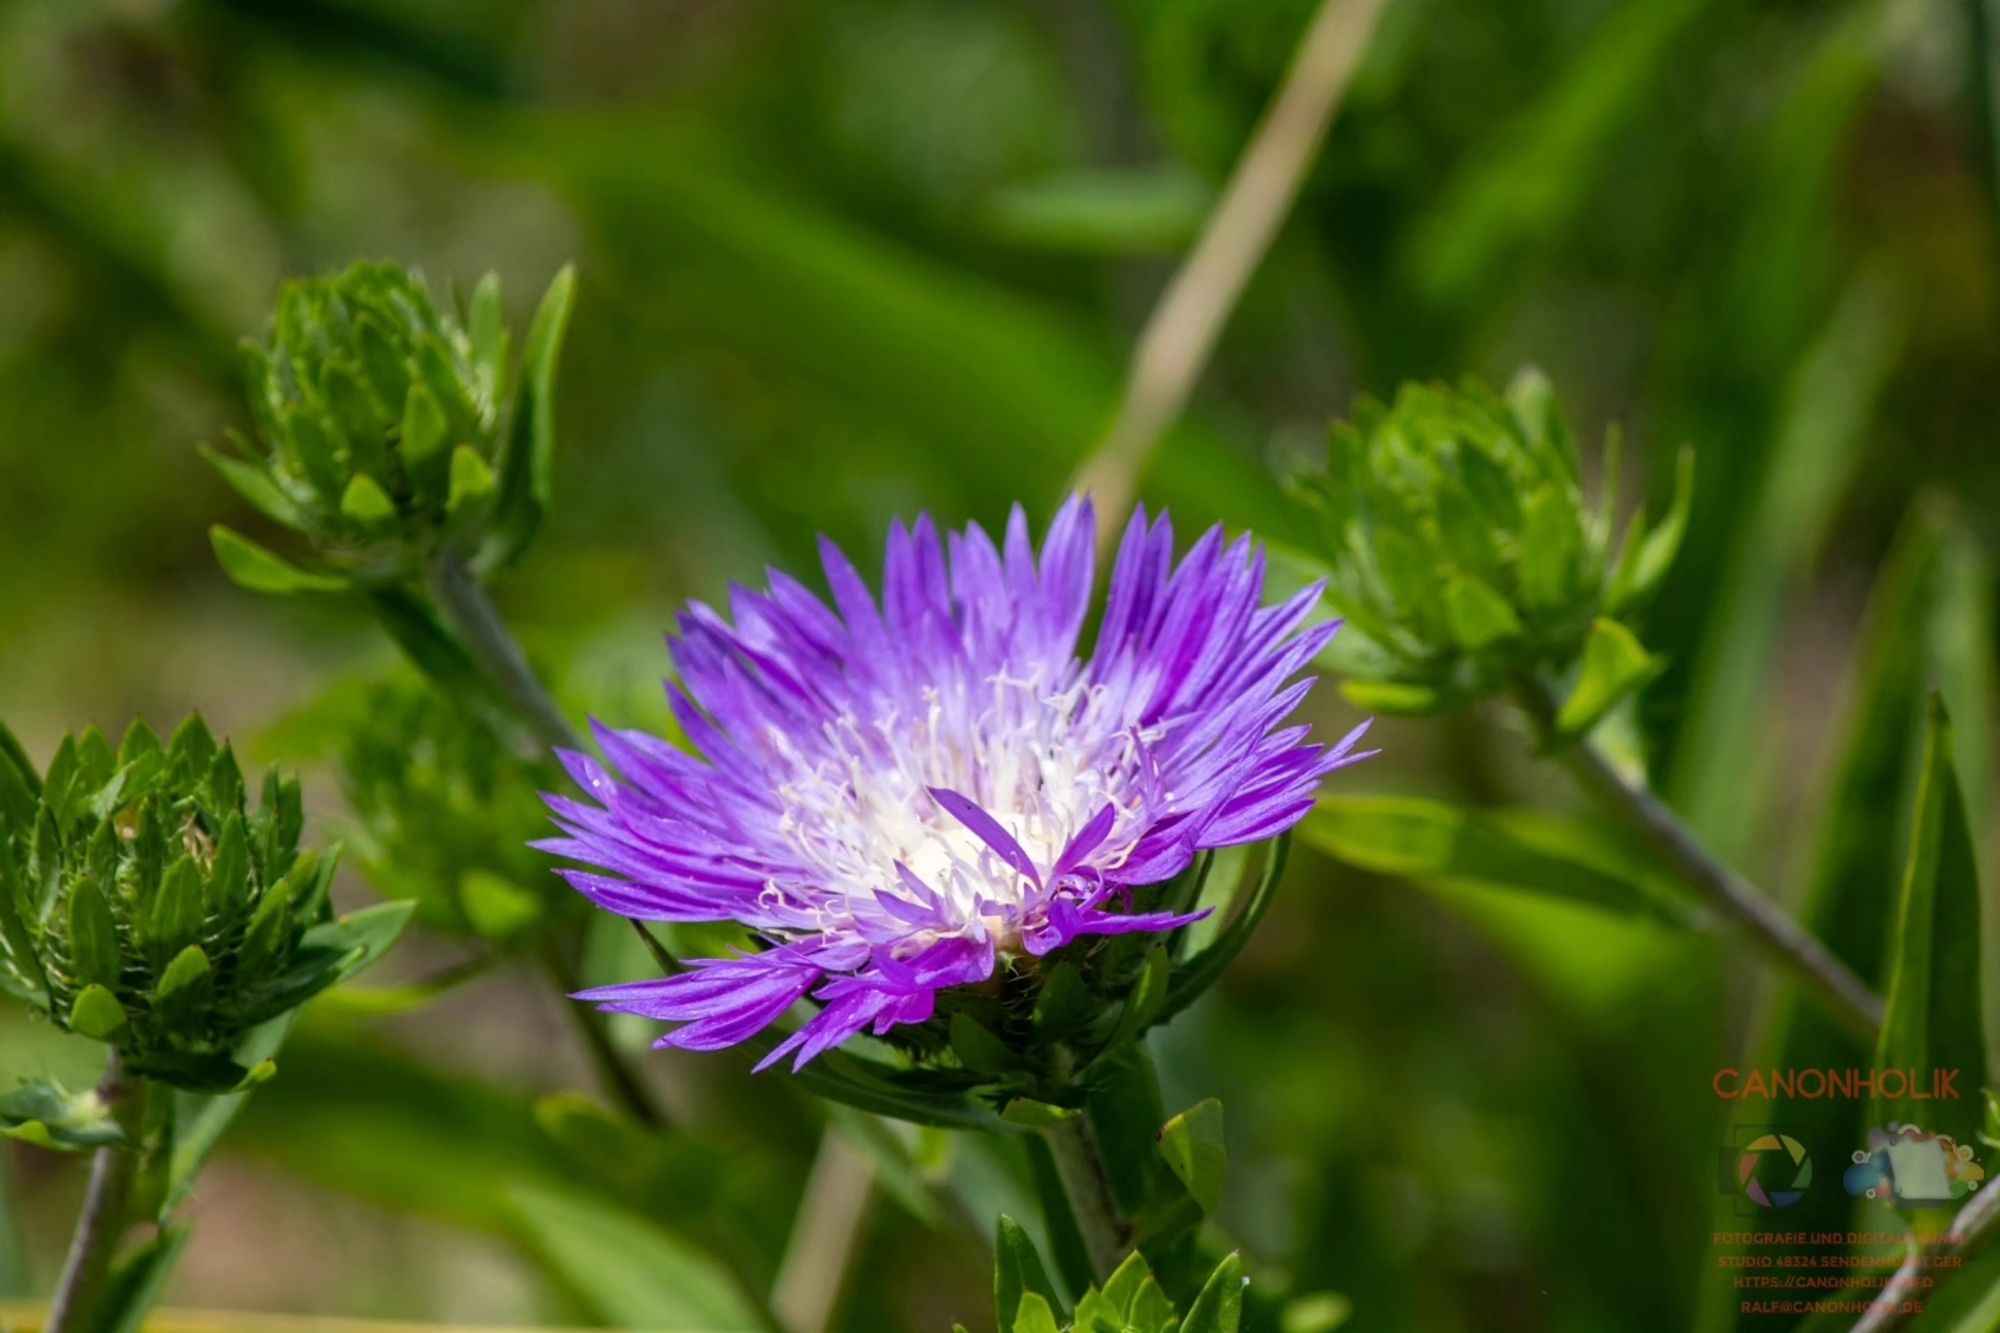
209;525;347;596
91;1224;190;1333
995;1214;1064;1333
399;382;451;495
149;858;206;964
294;898;416;988
1110;945;1171;1048
950;1011;1022;1075
0;860;48;1006
0;1079;125;1151
1302;796;1689;922
485;265;576;569
0;721;41;798
1517;485;1581;611
1443;574;1522;651
1607;445;1694;611
1012;1291;1063;1333
154;944;214;1027
162;1015;295;1220
505;1181;763;1331
1336;680;1455;716
1157;1098;1227;1216
1181;1252;1247;1333
1001;1098;1080;1129
1159;836;1288;1024
1553;618;1663;739
446;443;497;518
69;983;128;1041
1873;697;1988;1142
1032;960;1090;1039
206;814;250;918
67;880;121;990
200;443;306;530
339;473;398;527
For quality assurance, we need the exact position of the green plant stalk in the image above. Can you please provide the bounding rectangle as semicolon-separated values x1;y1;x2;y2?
1511;675;1884;1039
1040;1113;1130;1280
433;550;585;755
45;1054;142;1333
422;549;672;1132
535;940;668;1132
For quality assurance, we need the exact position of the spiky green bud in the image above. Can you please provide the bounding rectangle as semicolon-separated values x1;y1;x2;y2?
204;261;575;592
335;678;567;942
1290;369;1691;719
0;715;409;1090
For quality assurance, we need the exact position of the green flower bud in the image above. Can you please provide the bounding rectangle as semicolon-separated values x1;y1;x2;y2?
0;715;408;1090
204;261;576;591
1290;369;1691;713
335;679;568;942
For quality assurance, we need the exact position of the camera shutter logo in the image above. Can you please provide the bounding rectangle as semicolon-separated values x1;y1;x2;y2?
1738;1133;1813;1208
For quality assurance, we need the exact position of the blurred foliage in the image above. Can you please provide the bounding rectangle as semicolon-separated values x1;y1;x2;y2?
2;0;1998;1330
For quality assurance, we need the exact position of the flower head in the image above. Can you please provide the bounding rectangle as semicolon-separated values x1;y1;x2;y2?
206;261;574;589
0;716;409;1091
539;497;1371;1071
1290;369;1690;711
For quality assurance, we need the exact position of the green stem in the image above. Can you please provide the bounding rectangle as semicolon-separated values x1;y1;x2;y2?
536;942;669;1130
46;1055;139;1333
1511;675;1883;1040
427;550;671;1130
431;549;584;754
1040;1113;1130;1280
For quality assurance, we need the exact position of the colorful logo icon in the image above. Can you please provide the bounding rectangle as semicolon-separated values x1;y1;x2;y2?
1844;1125;1986;1204
1737;1132;1813;1208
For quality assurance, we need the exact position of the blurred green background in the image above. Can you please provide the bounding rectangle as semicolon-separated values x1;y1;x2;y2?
2;0;1998;1329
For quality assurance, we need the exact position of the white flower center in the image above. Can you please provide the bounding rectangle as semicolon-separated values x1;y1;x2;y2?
770;671;1152;925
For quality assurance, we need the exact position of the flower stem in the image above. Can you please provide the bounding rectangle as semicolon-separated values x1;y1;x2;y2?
46;1055;138;1333
432;550;585;754
428;551;672;1130
536;942;669;1131
1511;676;1884;1039
1041;1114;1130;1280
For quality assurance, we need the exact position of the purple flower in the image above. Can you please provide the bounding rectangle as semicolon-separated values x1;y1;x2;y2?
537;497;1372;1070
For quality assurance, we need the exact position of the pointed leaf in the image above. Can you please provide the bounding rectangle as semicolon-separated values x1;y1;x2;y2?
400;381;450;495
209;526;346;596
150;858;206;964
1554;618;1663;739
1873;697;1988;1143
1012;1292;1062;1333
1302;796;1689;922
68;880;121;989
1158;1098;1227;1216
486;265;575;568
1337;680;1454;716
1444;572;1523;651
155;944;214;1027
995;1214;1064;1333
69;983;128;1041
1608;445;1695;611
446;443;496;518
0;1079;125;1151
339;473;398;527
1182;1252;1247;1333
200;444;306;529
950;1011;1021;1075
